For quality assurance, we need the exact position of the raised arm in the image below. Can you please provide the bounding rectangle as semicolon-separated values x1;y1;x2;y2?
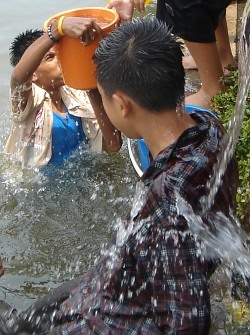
10;31;56;114
11;34;54;93
10;18;102;110
87;89;122;151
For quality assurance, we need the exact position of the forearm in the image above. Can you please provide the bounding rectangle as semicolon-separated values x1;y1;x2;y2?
11;34;54;90
11;17;102;90
87;89;122;151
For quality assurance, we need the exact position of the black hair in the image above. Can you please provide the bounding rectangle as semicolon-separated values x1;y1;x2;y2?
9;29;44;67
94;18;185;112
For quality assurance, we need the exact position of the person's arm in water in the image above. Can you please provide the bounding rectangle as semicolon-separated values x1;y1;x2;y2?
10;17;102;113
87;89;122;151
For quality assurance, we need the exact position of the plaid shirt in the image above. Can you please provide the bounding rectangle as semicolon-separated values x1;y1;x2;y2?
51;112;238;335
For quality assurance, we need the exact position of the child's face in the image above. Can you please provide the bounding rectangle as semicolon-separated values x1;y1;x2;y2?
34;47;64;89
97;82;140;139
97;82;127;136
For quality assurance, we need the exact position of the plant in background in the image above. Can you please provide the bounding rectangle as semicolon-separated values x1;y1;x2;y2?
211;70;250;228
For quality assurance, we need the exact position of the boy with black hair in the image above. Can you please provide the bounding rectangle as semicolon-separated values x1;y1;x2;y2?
4;18;122;169
1;18;238;335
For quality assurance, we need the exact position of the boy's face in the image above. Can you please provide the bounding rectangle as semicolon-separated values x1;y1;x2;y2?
97;82;132;138
34;47;64;89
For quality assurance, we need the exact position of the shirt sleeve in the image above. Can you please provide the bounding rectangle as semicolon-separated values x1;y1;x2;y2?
62;86;102;152
11;84;46;122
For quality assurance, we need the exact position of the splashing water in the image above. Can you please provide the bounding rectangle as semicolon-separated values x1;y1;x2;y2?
127;0;250;289
113;3;250;333
177;195;250;278
0;2;250;334
0;145;138;310
203;1;250;213
181;1;250;281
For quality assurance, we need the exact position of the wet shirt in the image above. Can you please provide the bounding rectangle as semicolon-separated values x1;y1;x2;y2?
4;84;102;168
50;110;86;163
51;112;238;335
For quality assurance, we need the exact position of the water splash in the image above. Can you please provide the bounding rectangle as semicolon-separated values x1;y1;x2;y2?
177;194;250;279
203;1;250;213
0;145;138;310
178;2;250;289
0;3;249;334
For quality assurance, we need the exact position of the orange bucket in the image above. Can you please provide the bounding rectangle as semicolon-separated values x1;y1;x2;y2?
44;7;120;90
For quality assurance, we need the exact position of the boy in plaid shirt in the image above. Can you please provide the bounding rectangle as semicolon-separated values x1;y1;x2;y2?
2;18;238;335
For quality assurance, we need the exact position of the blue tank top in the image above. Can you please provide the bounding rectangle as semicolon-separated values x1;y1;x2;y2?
50;110;86;163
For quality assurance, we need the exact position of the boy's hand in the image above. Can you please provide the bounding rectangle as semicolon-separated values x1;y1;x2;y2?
60;17;103;45
107;0;134;23
129;0;146;12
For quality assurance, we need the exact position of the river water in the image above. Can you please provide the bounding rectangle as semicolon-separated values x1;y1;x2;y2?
0;1;249;334
0;0;143;311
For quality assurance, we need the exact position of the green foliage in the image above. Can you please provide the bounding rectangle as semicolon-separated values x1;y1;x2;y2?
211;70;250;226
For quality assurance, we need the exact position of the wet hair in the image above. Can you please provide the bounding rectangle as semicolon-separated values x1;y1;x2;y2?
9;29;44;67
94;18;185;112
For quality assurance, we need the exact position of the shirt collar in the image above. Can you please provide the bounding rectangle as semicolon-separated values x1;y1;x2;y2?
141;111;213;184
43;85;80;110
60;86;80;110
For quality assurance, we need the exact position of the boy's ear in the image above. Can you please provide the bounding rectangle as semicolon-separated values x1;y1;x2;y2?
112;92;131;118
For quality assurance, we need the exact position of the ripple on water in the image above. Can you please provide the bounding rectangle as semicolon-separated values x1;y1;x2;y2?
0;144;138;310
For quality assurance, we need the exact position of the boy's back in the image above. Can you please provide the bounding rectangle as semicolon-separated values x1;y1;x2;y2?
45;111;237;334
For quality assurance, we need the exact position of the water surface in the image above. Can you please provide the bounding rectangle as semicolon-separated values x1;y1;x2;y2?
0;2;249;334
0;0;139;310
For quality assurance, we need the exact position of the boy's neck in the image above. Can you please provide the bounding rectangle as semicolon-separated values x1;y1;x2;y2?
140;108;197;159
49;89;66;117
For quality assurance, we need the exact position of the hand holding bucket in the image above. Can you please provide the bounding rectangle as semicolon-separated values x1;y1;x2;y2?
44;8;120;90
59;17;103;45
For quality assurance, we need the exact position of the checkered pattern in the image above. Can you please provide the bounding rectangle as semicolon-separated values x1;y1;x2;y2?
50;111;238;335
